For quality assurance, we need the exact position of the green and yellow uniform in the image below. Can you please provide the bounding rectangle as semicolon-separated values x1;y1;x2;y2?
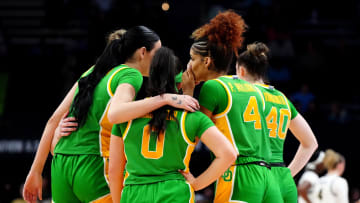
199;75;283;203
112;110;214;203
256;84;299;203
52;64;143;203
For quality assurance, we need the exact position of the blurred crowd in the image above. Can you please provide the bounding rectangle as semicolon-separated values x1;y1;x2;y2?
1;0;360;202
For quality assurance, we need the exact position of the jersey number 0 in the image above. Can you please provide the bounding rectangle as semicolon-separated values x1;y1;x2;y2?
141;125;165;159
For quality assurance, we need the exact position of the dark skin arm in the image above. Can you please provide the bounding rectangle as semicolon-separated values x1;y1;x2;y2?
297;181;312;203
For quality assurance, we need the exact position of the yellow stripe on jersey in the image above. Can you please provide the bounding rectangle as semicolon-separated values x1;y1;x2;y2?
99;101;113;157
123;171;129;184
180;111;195;145
122;120;132;141
107;66;129;97
213;116;239;156
180;111;196;172
186;182;195;203
213;79;232;119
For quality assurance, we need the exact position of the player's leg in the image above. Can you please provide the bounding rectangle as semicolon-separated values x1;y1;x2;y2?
263;168;284;203
72;155;112;203
214;164;268;203
271;167;297;203
281;168;298;203
51;154;81;203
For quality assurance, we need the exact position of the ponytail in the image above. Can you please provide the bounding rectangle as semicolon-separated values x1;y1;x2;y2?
147;47;181;134
71;26;160;126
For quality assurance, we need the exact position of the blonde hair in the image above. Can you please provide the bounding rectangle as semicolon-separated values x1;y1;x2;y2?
107;29;127;44
323;149;345;170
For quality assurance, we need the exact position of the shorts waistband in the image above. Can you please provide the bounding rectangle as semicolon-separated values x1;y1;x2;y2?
235;161;271;170
270;162;286;167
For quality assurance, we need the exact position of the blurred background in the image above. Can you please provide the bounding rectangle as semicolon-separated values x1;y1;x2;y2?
0;0;359;202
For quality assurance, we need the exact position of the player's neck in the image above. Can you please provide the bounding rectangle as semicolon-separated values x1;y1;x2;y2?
125;61;148;76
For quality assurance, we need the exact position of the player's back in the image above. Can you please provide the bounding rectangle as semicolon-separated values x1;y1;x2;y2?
200;75;270;162
117;110;213;185
318;174;349;203
255;84;298;163
55;65;142;157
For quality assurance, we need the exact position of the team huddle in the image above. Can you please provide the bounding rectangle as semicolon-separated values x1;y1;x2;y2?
23;10;322;203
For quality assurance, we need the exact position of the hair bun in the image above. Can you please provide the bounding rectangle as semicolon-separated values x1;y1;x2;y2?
247;42;270;57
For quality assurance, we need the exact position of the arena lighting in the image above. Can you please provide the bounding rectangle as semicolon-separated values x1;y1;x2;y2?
161;2;170;11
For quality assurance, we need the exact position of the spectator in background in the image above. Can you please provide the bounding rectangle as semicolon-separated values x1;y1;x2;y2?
327;101;349;124
267;29;295;59
291;83;315;115
318;149;349;203
298;150;326;203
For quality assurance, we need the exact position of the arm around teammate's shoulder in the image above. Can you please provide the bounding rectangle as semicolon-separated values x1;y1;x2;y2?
182;126;237;191
107;83;199;124
287;113;318;176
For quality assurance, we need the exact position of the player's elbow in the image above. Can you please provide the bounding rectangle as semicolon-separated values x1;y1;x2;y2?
107;111;117;124
224;147;237;165
107;110;125;124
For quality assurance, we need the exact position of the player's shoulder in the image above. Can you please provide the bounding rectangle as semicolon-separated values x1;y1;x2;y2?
185;110;208;119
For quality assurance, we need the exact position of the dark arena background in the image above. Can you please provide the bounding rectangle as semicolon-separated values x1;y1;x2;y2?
0;0;360;202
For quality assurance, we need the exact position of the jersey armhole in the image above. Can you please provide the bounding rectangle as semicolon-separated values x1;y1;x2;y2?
180;111;195;145
213;79;232;119
107;67;130;97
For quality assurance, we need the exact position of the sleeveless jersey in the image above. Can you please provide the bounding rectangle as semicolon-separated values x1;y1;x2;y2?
54;64;143;157
199;75;271;162
112;110;214;185
255;84;298;163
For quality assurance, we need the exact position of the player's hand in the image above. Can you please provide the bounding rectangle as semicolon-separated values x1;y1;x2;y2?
23;171;42;203
181;63;197;96
179;170;197;190
57;116;78;137
162;94;199;112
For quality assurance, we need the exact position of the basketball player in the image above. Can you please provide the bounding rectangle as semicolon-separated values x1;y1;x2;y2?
318;149;348;203
23;26;198;203
109;47;237;203
236;42;318;202
181;10;284;203
298;150;326;203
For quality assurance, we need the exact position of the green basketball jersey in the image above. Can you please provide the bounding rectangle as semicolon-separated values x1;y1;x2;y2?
54;64;143;157
199;75;271;162
255;84;298;163
111;110;214;185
